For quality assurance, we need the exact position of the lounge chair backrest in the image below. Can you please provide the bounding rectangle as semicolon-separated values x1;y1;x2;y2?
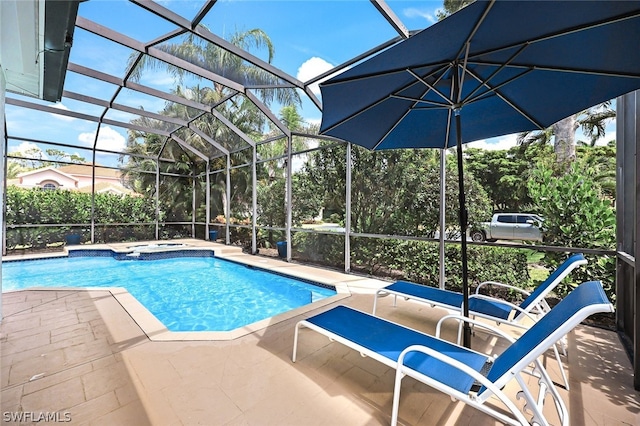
481;280;612;395
514;253;587;320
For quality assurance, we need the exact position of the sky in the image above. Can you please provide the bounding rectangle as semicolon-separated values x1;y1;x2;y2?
4;0;617;167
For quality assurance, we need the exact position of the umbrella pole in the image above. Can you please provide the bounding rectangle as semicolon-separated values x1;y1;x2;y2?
454;110;472;348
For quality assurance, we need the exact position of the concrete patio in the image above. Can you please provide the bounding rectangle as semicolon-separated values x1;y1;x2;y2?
1;243;639;425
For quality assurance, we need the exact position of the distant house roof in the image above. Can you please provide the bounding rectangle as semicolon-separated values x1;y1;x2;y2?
12;164;134;195
77;181;135;195
16;164;122;180
16;166;78;182
57;164;121;179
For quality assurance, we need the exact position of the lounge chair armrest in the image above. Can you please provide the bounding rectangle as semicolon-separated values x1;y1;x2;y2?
395;345;532;425
468;294;539;325
397;345;505;397
435;313;516;343
476;281;531;297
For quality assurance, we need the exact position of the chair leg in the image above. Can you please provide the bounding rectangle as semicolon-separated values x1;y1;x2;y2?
552;343;570;390
559;336;568;356
515;372;550;426
391;369;405;426
292;323;302;362
456;320;464;346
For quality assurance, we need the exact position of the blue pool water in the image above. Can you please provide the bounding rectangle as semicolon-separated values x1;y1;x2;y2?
2;255;336;332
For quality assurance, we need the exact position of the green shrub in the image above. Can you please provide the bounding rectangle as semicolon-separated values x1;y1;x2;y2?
292;232;344;266
528;163;616;301
5;187;156;250
296;235;530;294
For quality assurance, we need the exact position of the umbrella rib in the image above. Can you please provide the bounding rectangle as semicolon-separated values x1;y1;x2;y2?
322;84;405;133
390;94;450;109
520;8;640;52
453;0;496;65
465;8;640;66
464;67;546;130
406;68;455;107
319;91;404;135
321;64;451;135
320;60;450;86
453;42;472;105
372;108;413;150
463;68;534;106
387;71;453;150
443;107;453;149
468;60;640;80
462;43;531;105
323;5;640;91
374;78;438;149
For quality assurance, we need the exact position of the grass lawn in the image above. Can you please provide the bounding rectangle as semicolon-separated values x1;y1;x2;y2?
529;266;550;283
523;249;550;284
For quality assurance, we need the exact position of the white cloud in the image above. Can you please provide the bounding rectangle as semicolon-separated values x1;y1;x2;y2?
297;57;335;96
8;141;49;159
78;126;127;152
51;103;76;122
139;70;178;89
403;7;438;25
466;133;519;151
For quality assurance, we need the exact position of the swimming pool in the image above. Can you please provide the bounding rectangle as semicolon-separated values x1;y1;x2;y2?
2;254;337;332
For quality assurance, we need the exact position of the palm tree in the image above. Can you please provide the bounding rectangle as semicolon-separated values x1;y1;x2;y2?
256;104;319;240
259;105;318;180
6;160;27;179
437;0;475;20
122;118;202;224
517;102;615;166
124;28;301;223
127;28;300;108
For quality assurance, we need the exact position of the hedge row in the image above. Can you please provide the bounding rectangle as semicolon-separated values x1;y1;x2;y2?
5;187;156;250
291;232;531;295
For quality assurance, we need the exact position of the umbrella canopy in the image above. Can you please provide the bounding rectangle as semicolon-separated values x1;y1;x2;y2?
319;0;640;347
321;0;640;149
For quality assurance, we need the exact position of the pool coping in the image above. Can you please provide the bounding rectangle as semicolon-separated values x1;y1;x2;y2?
3;286;350;341
1;239;389;341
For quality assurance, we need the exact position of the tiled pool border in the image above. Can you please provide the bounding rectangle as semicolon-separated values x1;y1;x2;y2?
2;245;351;341
68;248;217;261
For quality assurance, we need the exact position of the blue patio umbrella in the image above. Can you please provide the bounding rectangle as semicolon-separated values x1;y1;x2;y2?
319;0;640;347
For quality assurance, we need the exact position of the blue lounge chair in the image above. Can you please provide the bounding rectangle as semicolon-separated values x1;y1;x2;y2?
293;281;613;426
373;253;587;325
372;253;587;390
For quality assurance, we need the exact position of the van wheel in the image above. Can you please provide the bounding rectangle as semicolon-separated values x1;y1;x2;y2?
470;230;485;242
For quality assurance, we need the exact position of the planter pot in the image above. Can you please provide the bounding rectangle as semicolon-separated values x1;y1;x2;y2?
65;234;81;245
276;241;287;258
209;230;218;241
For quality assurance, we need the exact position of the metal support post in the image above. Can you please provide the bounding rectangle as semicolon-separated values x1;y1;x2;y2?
286;135;293;261
345;143;352;273
226;155;231;244
155;162;160;240
252;145;257;254
439;148;446;289
0;66;5;321
205;161;210;239
191;173;196;238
